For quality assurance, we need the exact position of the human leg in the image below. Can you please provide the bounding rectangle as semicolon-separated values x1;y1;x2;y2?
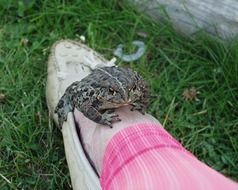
75;107;238;190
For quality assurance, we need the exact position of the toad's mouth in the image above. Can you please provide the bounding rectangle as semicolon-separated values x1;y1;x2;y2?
100;101;132;110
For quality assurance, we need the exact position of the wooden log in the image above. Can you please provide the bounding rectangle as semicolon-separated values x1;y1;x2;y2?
130;0;238;40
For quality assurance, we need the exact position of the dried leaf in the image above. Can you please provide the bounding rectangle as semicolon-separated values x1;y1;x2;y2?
137;31;148;38
20;37;29;46
182;87;200;101
35;111;42;124
0;93;6;103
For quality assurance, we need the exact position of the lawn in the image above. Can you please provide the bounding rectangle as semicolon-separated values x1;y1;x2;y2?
0;0;237;189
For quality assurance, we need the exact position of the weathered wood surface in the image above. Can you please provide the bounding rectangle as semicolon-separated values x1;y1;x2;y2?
131;0;238;40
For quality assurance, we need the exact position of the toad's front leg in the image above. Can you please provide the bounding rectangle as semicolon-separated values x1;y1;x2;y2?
79;101;121;128
130;89;149;115
130;101;147;115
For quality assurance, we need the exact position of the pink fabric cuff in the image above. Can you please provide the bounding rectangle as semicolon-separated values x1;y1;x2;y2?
100;122;193;188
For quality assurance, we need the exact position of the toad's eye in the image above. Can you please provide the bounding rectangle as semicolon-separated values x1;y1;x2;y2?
109;88;117;96
130;85;137;91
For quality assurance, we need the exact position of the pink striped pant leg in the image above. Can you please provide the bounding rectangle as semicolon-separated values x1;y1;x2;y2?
100;123;238;190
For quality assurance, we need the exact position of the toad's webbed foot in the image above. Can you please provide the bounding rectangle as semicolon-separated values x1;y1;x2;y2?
100;110;121;128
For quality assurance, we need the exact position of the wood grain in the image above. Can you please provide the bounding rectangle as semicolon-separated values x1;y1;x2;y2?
131;0;238;40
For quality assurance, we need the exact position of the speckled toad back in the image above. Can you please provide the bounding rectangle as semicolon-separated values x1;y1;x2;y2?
55;66;149;128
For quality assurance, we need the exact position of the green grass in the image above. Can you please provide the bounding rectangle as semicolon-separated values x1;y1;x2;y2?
0;0;238;189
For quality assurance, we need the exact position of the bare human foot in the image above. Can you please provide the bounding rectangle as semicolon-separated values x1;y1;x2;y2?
74;106;161;174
